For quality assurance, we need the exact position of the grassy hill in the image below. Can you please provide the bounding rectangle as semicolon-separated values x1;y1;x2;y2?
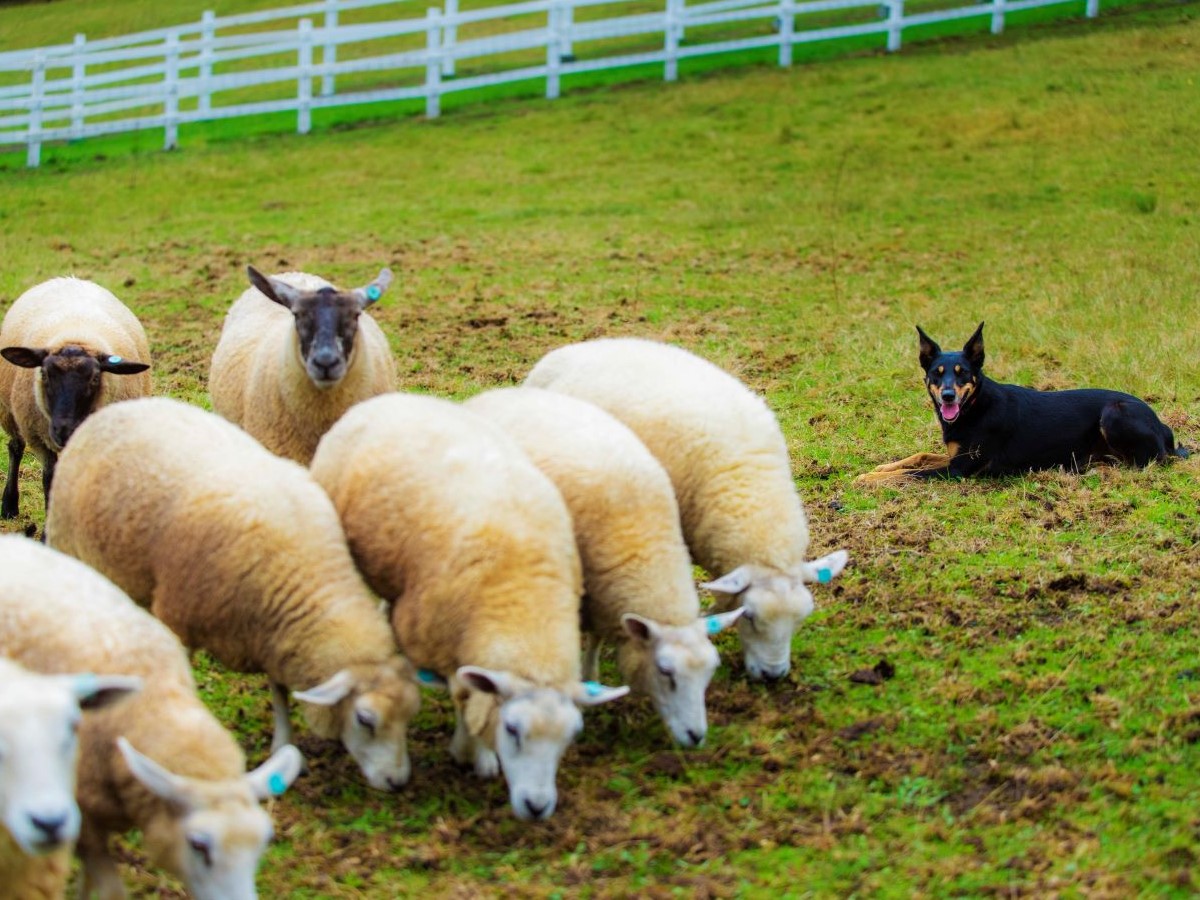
1;0;1199;894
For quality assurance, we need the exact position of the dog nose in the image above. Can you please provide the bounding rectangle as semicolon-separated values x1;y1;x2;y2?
940;389;957;402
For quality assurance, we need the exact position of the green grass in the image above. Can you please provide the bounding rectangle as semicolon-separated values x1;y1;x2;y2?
2;0;1200;896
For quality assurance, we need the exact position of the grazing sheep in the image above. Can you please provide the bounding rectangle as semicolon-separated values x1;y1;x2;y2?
0;657;139;900
0;277;151;519
0;535;301;900
465;386;743;748
526;338;849;681
310;393;628;821
208;266;398;464
45;397;421;792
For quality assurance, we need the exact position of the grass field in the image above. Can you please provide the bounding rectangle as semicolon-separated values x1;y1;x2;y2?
2;0;1200;895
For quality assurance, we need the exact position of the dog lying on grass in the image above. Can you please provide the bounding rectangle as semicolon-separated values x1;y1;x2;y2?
858;323;1187;483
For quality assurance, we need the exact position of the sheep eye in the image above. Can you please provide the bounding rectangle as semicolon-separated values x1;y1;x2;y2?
355;709;377;736
504;722;522;748
187;834;213;868
742;610;758;632
656;664;677;692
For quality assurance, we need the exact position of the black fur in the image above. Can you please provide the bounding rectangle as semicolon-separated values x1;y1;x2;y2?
912;323;1186;478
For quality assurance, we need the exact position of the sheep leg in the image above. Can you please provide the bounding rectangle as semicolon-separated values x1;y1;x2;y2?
270;681;294;752
450;699;500;778
40;450;57;512
77;828;126;900
582;633;601;682
1;434;23;519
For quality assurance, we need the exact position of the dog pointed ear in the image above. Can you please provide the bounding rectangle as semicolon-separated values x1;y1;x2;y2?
916;326;940;371
963;322;985;370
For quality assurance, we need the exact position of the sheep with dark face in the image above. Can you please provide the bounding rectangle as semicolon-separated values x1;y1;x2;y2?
0;277;151;519
209;266;397;464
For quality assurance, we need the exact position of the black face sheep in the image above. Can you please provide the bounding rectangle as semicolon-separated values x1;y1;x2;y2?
0;277;151;519
526;337;849;682
310;392;629;821
465;386;744;748
0;535;301;900
44;397;421;792
208;266;397;464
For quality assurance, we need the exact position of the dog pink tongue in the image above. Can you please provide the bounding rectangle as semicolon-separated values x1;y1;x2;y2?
940;400;960;422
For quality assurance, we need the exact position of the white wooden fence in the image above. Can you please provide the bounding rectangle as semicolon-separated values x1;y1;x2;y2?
0;0;1099;167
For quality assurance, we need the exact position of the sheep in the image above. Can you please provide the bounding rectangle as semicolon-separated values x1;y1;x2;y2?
44;397;422;792
464;386;744;748
0;535;302;900
0;276;151;519
525;337;849;682
208;265;398;464
309;392;628;821
0;657;140;900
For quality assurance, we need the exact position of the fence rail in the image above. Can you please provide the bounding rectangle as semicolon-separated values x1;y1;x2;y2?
0;0;1097;167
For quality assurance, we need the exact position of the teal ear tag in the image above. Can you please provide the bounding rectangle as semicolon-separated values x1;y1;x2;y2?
706;617;721;635
267;772;287;796
366;285;382;301
107;355;123;365
583;681;603;697
417;669;442;686
73;672;99;696
816;567;832;584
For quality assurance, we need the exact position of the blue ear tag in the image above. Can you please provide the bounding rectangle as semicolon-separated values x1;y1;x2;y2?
417;669;442;686
816;567;832;584
583;681;603;698
366;285;382;301
267;772;287;796
73;672;99;696
706;617;722;635
107;355;123;365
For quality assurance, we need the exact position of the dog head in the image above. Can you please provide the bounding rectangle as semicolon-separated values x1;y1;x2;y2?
916;323;985;425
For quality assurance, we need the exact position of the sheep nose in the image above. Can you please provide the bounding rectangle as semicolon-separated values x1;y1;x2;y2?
30;812;68;843
759;665;788;682
386;776;406;792
686;728;704;747
524;799;549;819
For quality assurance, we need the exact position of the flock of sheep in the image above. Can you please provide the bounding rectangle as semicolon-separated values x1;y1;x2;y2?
0;267;847;898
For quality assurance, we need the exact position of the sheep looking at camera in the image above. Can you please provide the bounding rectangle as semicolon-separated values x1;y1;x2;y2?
310;392;628;822
0;535;301;900
465;386;743;748
526;337;848;682
45;397;421;793
0;656;139;900
208;266;397;464
0;276;151;519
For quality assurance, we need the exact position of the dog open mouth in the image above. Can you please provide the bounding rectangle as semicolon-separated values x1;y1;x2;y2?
939;399;961;422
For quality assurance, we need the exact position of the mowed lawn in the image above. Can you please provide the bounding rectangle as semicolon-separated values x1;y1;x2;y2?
1;1;1199;895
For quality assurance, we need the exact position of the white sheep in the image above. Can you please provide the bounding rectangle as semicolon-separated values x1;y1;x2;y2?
208;266;397;464
0;535;302;900
465;386;743;748
310;392;628;821
0;657;139;900
0;276;151;519
44;397;421;792
526;337;849;681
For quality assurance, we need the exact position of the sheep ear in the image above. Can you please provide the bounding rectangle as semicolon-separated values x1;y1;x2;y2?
573;681;630;707
800;550;849;585
1;346;48;368
247;265;303;310
456;666;521;700
351;268;393;310
701;608;745;636
700;566;754;597
63;673;142;710
95;354;150;376
245;744;304;801
117;737;194;809
293;669;357;706
620;613;661;644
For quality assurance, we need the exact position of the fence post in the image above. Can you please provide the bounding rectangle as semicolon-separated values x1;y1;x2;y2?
990;0;1004;33
664;0;681;82
1085;0;1098;16
322;0;338;96
442;0;457;77
198;10;215;115
546;0;561;100
70;33;86;140
778;0;794;67
560;0;575;61
164;30;180;150
298;18;314;134
26;53;45;168
425;8;442;119
886;0;903;52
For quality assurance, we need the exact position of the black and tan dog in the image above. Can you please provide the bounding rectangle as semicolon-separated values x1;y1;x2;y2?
859;322;1187;481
